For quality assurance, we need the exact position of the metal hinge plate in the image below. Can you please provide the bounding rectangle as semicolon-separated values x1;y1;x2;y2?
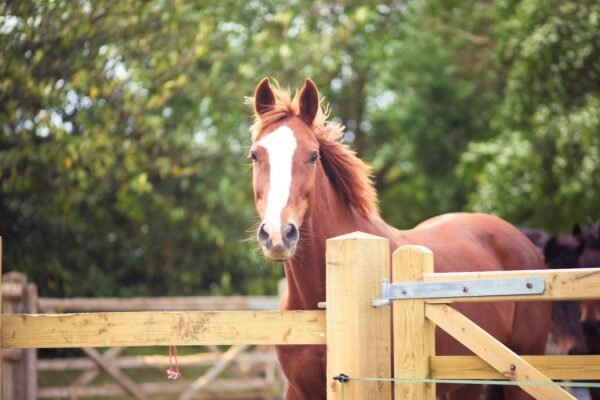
372;277;545;307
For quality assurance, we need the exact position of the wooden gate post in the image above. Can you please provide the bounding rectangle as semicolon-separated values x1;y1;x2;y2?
393;245;435;400
23;283;37;400
326;232;392;400
1;237;4;400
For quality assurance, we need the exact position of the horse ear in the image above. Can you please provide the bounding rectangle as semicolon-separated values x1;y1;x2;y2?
543;237;558;261
254;77;275;116
298;78;319;125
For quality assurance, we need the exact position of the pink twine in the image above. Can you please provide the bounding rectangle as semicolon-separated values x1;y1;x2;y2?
166;345;181;380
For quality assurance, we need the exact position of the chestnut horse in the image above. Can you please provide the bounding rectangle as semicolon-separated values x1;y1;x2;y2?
248;78;551;400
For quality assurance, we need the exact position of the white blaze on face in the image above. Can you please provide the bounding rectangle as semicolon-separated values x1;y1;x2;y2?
256;125;297;241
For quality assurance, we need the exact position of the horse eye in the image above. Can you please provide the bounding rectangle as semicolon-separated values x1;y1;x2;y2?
248;151;258;163
308;151;319;164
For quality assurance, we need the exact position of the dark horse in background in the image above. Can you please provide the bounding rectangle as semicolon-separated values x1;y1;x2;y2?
576;223;600;328
577;223;600;400
523;223;600;400
248;78;550;400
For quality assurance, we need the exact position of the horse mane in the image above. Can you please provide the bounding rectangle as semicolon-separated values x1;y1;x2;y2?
247;83;380;219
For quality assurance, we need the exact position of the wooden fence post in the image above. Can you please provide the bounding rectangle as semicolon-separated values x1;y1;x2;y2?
1;237;3;400
393;245;435;400
326;232;391;400
24;283;37;400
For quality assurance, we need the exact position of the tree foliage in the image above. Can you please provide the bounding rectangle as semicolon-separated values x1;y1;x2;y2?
459;0;600;230
1;0;598;297
1;1;274;296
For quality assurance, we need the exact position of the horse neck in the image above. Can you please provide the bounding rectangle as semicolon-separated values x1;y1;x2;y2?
282;166;377;310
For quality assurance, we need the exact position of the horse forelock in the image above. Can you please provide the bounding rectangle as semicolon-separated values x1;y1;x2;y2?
249;84;380;220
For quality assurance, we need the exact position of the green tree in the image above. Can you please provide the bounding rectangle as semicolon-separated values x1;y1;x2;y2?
0;1;279;296
458;0;600;231
365;0;500;227
2;0;598;299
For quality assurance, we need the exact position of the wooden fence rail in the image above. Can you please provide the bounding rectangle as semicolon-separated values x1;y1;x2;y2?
36;351;279;371
1;271;292;399
2;234;600;400
2;310;326;348
2;268;286;399
1;275;291;400
37;295;280;313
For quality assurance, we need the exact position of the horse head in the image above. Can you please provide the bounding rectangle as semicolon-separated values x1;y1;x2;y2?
573;222;600;322
573;222;600;268
249;78;321;261
543;234;584;269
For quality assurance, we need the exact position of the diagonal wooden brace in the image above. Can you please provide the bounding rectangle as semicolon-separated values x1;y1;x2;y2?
71;347;125;389
425;303;575;400
179;344;249;400
82;347;148;400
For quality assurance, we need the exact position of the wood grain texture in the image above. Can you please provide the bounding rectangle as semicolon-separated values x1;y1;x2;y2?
423;268;600;302
37;296;280;312
2;310;325;348
326;232;392;400
393;245;435;400
36;351;278;370
430;355;600;380
426;304;575;400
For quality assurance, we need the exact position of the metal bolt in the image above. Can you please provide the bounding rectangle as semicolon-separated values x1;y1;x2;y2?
510;364;516;371
526;282;533;289
333;373;350;383
462;286;469;293
401;289;407;295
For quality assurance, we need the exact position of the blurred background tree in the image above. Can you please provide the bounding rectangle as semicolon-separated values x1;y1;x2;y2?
458;0;600;230
1;0;598;297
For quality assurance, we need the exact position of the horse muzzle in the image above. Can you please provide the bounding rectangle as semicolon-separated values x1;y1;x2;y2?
257;222;299;261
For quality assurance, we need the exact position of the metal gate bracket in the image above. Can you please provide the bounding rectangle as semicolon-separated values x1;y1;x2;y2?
372;277;545;307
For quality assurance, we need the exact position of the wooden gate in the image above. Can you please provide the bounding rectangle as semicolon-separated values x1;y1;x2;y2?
1;234;600;399
325;233;600;400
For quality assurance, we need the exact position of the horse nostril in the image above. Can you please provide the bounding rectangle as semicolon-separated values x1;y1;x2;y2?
283;223;299;245
258;223;271;246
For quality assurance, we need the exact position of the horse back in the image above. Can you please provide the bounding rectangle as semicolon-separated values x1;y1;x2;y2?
406;212;544;273
393;212;551;364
